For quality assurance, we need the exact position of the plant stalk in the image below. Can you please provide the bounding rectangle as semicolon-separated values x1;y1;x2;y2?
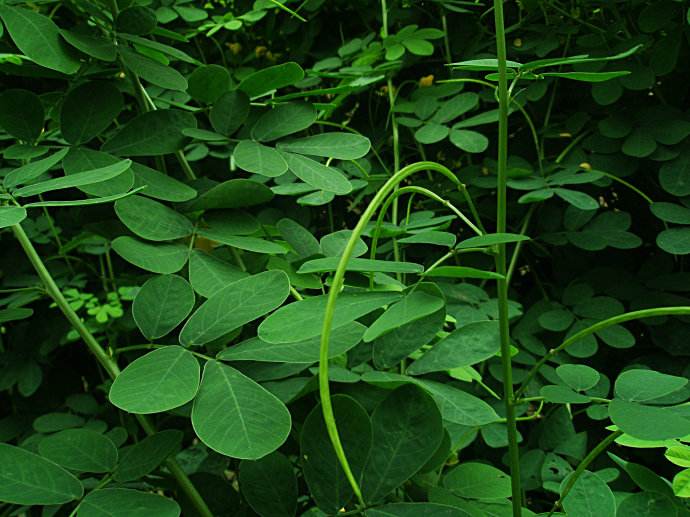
547;431;623;516
319;161;461;504
492;1;523;515
11;223;213;517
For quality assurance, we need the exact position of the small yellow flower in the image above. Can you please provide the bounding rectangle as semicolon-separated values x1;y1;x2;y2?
579;162;592;171
419;74;434;87
255;45;268;58
513;38;523;48
227;42;242;55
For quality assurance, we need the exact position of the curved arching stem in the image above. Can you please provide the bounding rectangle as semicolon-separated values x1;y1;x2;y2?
318;161;460;505
368;185;484;288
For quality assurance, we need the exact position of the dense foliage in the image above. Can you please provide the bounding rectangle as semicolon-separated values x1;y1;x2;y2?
1;0;690;515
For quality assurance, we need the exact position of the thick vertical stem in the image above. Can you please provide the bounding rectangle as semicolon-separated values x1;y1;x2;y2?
11;224;213;517
492;1;522;515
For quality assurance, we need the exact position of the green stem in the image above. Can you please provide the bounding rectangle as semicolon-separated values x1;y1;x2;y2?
547;431;623;517
128;69;197;181
11;224;213;517
492;2;523;516
319;161;461;504
369;185;483;287
515;306;690;399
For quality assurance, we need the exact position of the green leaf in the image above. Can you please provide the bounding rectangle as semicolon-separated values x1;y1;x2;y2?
133;275;195;339
554;188;599;211
301;395;372;513
443;462;512;500
402;38;434;56
187;64;231;104
0;307;33;324
408;321;500;375
3;148;69;189
561;471;615;517
415;123;449;144
238;62;305;98
78;488;180;517
657;228;690;255
449;58;523;71
433;93;479;124
277;218;321;259
365;503;470;517
131;162;197;202
281;152;352;195
114;430;183;482
182;179;273;211
418;377;499;425
364;288;445;342
540;384;591;404
0;443;83;505
116;7;157;35
665;445;690;468
608;399;690;440
614;369;688;402
321;229;368;257
60;29;116;62
199;234;287;254
673;469;690;498
297;257;422;274
218;322;365;363
62;148;134;197
456;233;529;249
180;271;290;346
34;413;85;433
650;202;690;224
0;6;81;74
617;492;675;515
197;210;260;239
659;153;690;196
239;452;297;517
449;129;488;153
622;128;657;158
109;346;200;414
120;48;187;91
115;195;193;241
12;159;131;198
373;310;445;369
556;364;600;391
522;44;642;72
540;71;631;82
38;429;118;473
0;89;44;141
112;237;189;273
277;133;371;160
362;384;443;502
258;291;401;344
234;140;288;178
399;231;456;247
252;103;316;142
424;266;503;280
0;206;27;229
188;250;248;298
60;81;123;144
102;110;197;156
191;360;291;459
209;90;250;135
538;309;575;331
